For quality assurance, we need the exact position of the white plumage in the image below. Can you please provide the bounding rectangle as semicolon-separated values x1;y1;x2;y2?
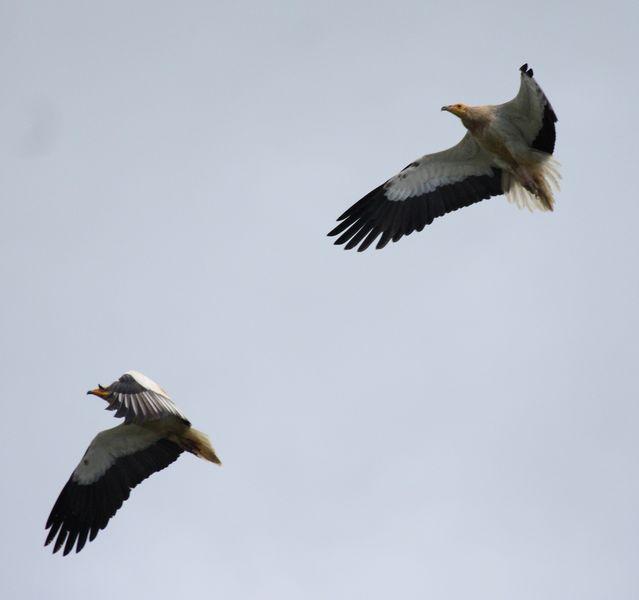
71;425;163;485
100;369;189;424
384;134;495;201
45;371;220;556
328;63;559;251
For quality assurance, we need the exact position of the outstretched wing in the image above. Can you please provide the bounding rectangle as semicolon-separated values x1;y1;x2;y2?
328;134;502;251
103;371;190;425
45;424;183;555
497;64;558;154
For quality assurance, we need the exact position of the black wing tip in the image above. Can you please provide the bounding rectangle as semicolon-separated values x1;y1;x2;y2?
330;230;378;252
519;63;534;77
44;440;184;556
329;170;503;252
334;225;381;252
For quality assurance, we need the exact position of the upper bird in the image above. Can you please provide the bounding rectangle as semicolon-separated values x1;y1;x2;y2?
328;64;559;251
45;370;220;556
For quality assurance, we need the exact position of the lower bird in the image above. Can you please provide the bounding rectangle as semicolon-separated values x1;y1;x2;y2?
328;63;560;251
45;370;220;556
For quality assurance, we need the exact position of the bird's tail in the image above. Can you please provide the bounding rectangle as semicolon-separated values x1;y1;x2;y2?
503;154;561;212
179;427;222;465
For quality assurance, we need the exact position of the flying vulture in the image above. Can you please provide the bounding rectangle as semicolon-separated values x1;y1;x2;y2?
45;371;220;556
328;63;560;251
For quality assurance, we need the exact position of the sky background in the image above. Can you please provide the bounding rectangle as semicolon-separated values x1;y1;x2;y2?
1;1;638;598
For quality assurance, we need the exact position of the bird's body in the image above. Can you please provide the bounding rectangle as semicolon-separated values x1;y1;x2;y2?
45;371;220;556
328;64;559;251
453;102;559;211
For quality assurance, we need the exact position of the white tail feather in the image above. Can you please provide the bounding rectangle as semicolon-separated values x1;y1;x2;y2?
503;155;561;212
180;427;221;465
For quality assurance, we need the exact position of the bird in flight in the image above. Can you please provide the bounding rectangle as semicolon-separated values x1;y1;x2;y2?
328;64;559;251
45;371;220;556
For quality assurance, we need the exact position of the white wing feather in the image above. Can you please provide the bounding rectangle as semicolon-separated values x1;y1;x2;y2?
495;72;549;146
106;371;189;424
385;134;497;201
72;424;162;484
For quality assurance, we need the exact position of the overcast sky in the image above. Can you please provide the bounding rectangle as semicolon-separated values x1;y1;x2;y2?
1;1;638;598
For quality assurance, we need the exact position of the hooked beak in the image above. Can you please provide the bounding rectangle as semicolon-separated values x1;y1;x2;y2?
441;105;464;118
87;385;110;398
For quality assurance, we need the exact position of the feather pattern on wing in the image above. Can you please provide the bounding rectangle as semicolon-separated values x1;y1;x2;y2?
496;64;557;154
328;63;559;251
103;371;190;425
328;134;503;251
45;424;183;555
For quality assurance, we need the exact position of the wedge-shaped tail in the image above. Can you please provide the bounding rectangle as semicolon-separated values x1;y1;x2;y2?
179;427;222;465
502;155;561;212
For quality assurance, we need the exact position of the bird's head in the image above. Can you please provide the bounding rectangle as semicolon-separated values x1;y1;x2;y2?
441;103;469;119
87;372;159;400
87;383;111;399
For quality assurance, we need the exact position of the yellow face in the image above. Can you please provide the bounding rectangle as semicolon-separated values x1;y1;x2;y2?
441;103;467;118
87;385;110;399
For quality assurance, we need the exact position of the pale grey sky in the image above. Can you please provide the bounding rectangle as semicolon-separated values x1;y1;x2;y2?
1;1;638;598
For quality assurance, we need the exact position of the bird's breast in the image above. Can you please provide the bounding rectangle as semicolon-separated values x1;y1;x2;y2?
473;128;517;169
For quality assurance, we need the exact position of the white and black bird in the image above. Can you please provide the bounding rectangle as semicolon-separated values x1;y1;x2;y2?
45;371;220;556
328;64;559;251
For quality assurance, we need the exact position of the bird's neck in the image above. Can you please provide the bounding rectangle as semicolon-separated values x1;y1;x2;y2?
461;107;491;134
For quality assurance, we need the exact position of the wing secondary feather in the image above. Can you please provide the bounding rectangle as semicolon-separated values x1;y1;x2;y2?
45;425;183;555
103;372;190;425
328;134;502;251
497;64;557;154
